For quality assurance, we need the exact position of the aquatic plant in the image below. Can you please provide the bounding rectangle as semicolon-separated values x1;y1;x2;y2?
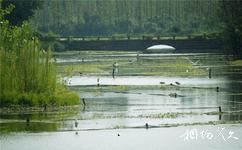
0;6;79;107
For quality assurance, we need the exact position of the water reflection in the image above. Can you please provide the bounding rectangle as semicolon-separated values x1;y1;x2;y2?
1;81;242;132
0;110;79;133
0;122;58;133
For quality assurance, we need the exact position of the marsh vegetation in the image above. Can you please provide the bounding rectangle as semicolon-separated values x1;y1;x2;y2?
0;5;79;108
0;1;241;150
56;51;208;77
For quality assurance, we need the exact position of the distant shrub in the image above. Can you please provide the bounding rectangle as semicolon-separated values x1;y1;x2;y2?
53;42;66;51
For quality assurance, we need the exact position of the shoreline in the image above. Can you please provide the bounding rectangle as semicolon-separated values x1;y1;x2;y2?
0;105;83;114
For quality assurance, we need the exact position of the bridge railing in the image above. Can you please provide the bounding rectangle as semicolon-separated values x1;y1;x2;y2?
41;33;219;41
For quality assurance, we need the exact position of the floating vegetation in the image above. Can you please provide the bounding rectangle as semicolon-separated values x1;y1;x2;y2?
137;113;179;119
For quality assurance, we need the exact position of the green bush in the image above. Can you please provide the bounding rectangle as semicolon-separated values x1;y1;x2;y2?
54;87;80;106
0;90;80;107
0;91;18;106
0;6;80;108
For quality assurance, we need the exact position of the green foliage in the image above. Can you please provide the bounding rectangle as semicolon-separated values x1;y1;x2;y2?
1;0;43;26
31;0;221;36
219;0;242;56
0;6;79;107
54;86;80;106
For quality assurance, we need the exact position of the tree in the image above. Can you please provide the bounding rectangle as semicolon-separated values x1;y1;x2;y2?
30;0;221;36
219;0;242;56
1;0;43;26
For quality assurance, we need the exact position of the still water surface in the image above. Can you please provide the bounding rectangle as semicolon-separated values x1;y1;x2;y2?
1;52;242;150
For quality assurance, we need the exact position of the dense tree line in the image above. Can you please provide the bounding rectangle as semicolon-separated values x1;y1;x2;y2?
219;0;242;56
31;0;221;36
1;0;43;26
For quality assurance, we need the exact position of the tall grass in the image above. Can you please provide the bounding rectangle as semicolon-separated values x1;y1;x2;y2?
0;7;80;107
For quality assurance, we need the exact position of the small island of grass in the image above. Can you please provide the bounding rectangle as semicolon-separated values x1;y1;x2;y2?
0;6;80;109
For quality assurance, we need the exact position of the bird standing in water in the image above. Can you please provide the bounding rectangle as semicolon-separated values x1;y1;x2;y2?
75;119;78;128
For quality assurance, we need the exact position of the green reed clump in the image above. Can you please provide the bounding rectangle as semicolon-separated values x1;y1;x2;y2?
0;7;79;107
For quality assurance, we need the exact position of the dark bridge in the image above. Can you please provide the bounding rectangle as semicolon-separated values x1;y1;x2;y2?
47;35;223;53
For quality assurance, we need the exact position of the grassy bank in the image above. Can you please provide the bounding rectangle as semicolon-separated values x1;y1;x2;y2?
0;8;80;107
0;87;80;107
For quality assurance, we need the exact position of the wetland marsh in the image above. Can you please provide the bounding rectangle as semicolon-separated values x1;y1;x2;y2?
1;51;242;150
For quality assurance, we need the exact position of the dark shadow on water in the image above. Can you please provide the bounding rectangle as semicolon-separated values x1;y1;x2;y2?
0;110;79;133
0;122;59;133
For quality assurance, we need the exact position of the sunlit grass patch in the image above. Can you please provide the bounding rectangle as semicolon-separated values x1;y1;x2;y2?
117;57;207;76
230;60;242;66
